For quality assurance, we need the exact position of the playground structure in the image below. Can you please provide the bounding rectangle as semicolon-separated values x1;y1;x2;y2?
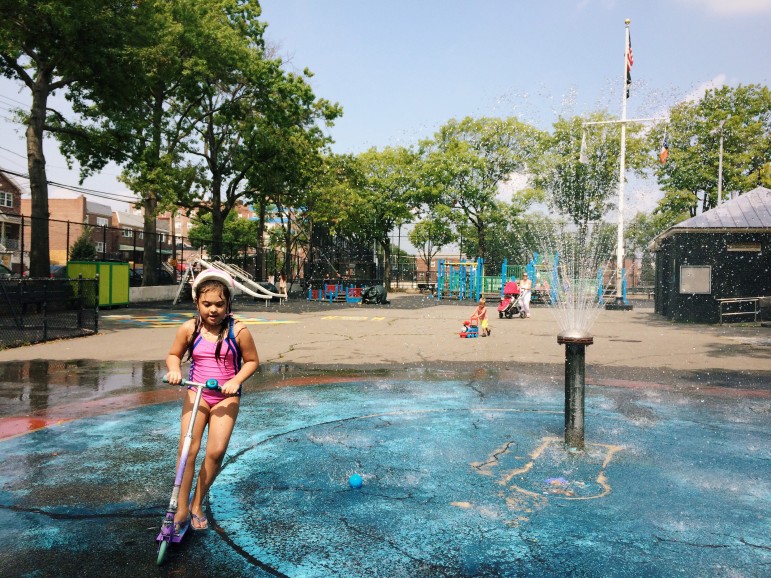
173;257;287;306
435;258;484;301
435;257;539;303
307;282;363;304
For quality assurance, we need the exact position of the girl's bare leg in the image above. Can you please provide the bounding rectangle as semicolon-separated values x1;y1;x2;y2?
189;396;240;527
174;389;210;525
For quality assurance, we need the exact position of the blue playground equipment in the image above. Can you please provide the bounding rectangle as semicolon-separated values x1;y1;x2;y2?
436;258;484;302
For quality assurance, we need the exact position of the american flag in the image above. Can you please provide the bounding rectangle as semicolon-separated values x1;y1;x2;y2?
626;34;634;98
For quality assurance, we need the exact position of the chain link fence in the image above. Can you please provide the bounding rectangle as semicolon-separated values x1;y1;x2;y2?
0;277;98;350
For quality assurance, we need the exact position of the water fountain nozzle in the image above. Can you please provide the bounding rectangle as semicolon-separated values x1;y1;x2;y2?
557;331;594;345
558;332;593;450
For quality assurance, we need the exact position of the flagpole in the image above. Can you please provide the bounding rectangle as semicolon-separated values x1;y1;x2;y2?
610;18;632;310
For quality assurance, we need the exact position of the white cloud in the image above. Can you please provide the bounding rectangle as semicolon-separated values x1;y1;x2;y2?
680;0;771;15
683;74;727;103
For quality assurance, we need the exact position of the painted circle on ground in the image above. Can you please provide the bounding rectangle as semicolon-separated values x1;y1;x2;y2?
209;407;625;577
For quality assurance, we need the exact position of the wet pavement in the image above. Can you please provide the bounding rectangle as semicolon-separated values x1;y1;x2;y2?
0;295;769;577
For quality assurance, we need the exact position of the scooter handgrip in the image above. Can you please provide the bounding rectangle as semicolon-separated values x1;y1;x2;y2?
163;376;220;390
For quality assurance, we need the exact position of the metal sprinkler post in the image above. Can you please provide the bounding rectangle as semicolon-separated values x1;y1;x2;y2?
557;332;594;450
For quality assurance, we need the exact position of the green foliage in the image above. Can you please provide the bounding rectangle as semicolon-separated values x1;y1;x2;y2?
529;113;648;232
408;212;456;273
0;0;144;277
653;84;771;217
419;116;541;259
69;227;97;261
186;211;259;254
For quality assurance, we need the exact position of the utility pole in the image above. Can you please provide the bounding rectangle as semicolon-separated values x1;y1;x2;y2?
717;119;725;205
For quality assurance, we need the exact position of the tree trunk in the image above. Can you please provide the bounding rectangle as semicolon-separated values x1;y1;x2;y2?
382;237;392;290
27;78;51;278
209;170;224;257
284;210;292;279
142;194;158;285
476;221;486;261
258;195;266;280
141;85;165;286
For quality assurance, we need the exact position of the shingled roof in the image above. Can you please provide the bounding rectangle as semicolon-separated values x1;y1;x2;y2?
651;186;771;249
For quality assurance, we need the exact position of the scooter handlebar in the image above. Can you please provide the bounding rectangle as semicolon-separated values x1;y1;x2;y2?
162;376;220;390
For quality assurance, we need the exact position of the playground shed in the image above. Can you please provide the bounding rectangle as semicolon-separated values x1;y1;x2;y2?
650;186;771;323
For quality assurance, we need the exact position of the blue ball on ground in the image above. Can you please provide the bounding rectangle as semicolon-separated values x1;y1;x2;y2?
348;473;363;489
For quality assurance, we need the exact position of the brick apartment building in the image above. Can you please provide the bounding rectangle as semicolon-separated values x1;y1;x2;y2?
21;195;113;265
0;172;23;272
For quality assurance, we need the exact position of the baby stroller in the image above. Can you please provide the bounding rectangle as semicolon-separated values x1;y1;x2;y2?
498;280;525;319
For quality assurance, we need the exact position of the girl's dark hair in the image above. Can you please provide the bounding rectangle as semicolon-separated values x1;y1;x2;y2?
185;280;232;363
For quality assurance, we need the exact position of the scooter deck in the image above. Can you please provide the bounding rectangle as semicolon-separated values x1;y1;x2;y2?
156;518;190;544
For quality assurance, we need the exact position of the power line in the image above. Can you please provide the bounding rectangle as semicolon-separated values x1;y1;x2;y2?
0;93;28;107
0;167;140;205
0;146;26;159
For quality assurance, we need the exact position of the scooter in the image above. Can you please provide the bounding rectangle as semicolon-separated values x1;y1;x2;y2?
155;377;220;566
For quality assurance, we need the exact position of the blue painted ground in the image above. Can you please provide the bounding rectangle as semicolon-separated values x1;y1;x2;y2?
0;366;769;577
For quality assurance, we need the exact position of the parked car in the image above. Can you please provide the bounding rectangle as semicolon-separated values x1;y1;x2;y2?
21;265;69;279
50;265;68;279
256;281;282;302
129;267;177;287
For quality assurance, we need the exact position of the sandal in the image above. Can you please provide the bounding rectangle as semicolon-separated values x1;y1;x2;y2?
191;512;209;531
174;514;190;536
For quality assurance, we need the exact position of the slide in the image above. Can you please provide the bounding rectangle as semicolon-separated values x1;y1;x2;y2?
194;258;287;301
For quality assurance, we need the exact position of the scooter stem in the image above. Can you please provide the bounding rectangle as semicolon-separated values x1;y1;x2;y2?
169;384;205;510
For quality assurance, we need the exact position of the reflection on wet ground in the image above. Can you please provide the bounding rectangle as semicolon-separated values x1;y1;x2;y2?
0;360;168;440
0;360;769;577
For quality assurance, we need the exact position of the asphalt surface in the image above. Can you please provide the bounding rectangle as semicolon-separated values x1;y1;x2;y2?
0;293;768;577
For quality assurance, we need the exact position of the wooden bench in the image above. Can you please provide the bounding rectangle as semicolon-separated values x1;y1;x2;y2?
717;297;761;325
417;282;436;294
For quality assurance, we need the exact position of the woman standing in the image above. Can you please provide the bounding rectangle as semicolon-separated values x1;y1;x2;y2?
520;272;533;318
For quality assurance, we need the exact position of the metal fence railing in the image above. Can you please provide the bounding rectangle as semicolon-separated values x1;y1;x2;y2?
0;277;99;350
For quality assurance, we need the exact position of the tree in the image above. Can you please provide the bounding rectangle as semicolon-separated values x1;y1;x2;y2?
340;147;418;290
186;210;259;257
626;212;659;286
0;0;139;277
69;226;96;261
184;57;340;263
55;0;271;285
420;116;540;259
653;84;771;217
530;112;648;238
408;211;455;282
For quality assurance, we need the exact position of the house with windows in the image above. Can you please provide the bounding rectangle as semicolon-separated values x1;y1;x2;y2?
20;195;114;265
0;172;23;272
113;209;173;264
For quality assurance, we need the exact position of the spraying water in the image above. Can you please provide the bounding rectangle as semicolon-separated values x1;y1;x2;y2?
533;219;615;338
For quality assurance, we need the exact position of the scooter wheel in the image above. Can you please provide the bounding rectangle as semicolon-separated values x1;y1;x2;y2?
157;540;169;566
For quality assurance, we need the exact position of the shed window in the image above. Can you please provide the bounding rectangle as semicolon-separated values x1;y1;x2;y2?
679;265;711;294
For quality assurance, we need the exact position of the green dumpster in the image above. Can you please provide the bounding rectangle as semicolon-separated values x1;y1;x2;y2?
67;261;129;307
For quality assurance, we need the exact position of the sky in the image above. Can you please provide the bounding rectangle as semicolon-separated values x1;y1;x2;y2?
0;0;769;222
